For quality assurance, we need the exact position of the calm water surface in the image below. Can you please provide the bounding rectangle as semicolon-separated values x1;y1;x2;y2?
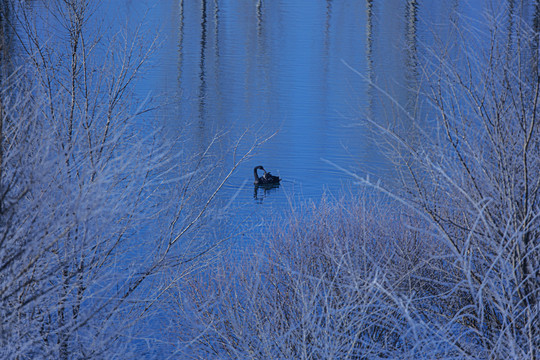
134;0;487;233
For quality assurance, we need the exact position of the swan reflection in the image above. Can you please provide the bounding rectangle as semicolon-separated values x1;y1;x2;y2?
254;183;280;203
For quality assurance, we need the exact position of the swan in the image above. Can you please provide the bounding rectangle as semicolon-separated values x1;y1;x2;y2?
253;165;281;185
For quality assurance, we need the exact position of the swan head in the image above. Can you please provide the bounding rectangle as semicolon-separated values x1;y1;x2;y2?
254;165;280;185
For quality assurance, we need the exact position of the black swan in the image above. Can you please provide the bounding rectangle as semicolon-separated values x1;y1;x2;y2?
253;165;281;185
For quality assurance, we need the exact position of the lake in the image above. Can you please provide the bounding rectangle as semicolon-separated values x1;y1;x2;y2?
124;0;491;236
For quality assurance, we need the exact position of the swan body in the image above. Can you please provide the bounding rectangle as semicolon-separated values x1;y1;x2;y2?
254;165;281;185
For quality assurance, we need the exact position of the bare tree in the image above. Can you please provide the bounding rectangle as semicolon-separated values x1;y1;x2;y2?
170;193;441;359
341;3;540;358
0;1;267;358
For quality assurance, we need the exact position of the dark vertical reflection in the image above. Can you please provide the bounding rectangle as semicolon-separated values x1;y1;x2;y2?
177;0;184;86
506;1;535;86
365;0;375;119
324;0;332;55
255;0;268;84
0;0;13;186
322;0;332;113
212;0;221;122
256;0;263;39
533;0;540;80
255;0;271;120
198;0;208;124
404;0;419;116
506;0;516;66
0;0;13;77
256;0;268;61
213;0;220;59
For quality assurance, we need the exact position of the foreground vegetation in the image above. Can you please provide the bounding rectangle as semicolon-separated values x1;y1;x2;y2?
0;1;262;358
0;0;538;359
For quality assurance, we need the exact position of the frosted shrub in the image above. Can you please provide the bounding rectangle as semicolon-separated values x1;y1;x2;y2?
0;1;261;358
173;195;453;359
350;3;540;358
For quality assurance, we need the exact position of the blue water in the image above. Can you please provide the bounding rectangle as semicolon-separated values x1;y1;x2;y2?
130;0;488;234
